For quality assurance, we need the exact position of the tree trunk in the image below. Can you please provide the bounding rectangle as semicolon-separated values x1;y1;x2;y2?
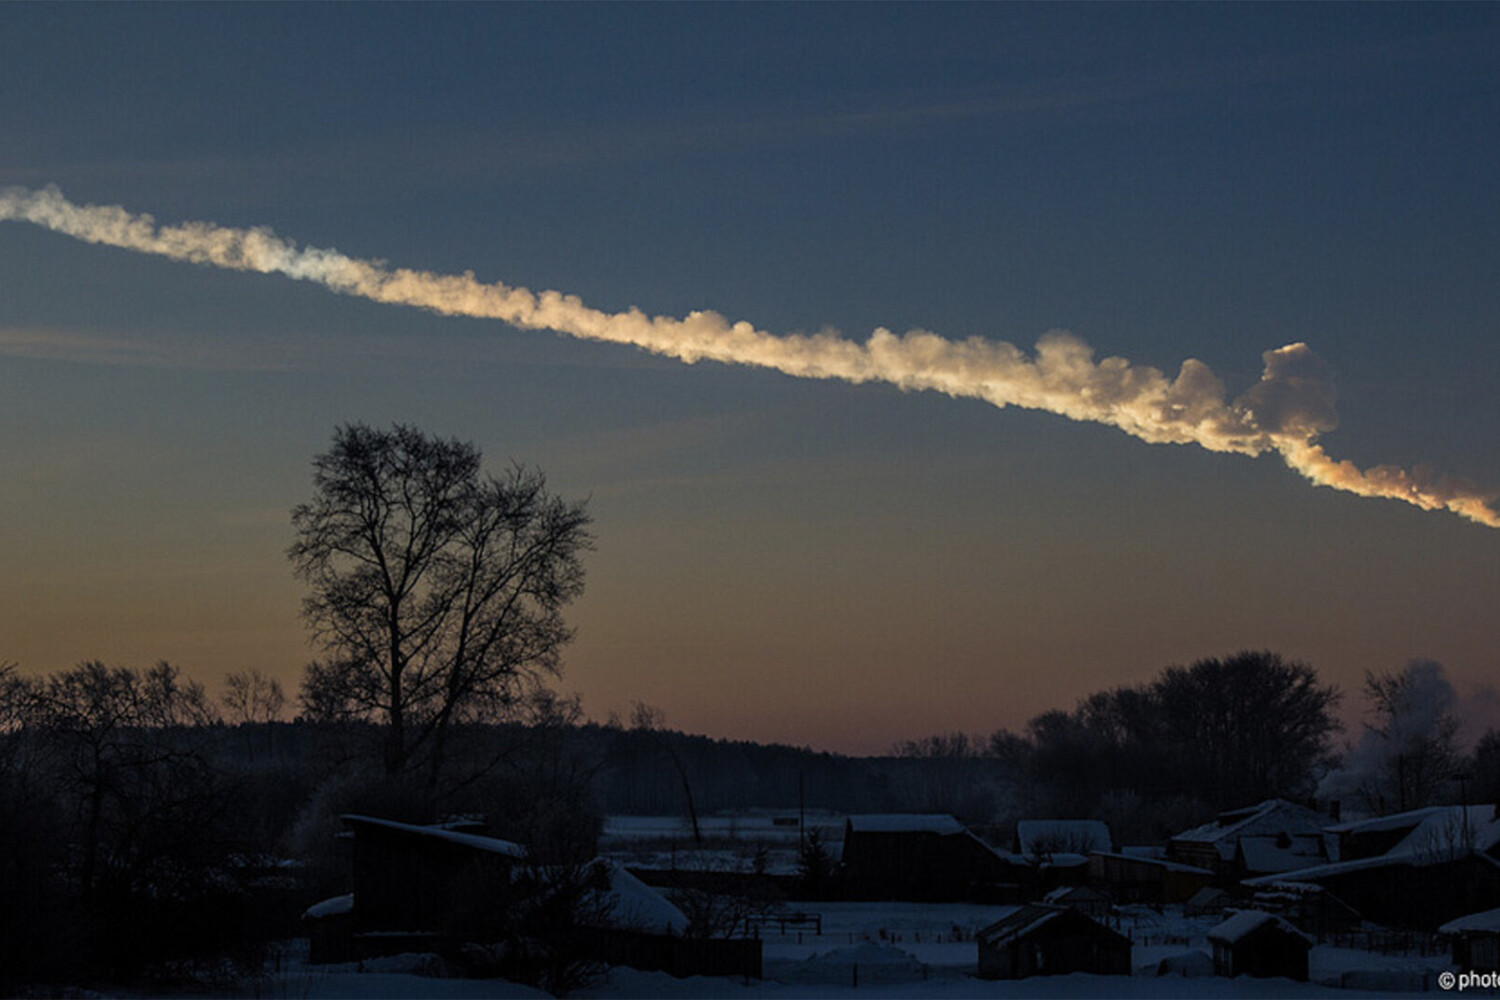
388;660;406;775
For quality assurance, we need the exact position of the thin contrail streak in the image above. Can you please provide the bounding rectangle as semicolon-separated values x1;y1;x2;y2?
3;185;1495;527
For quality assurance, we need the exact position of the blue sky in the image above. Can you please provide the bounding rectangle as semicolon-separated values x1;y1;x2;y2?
2;3;1498;752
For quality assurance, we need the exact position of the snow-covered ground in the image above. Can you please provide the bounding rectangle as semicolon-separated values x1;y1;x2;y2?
246;899;1461;999
599;813;849;876
600;814;848;849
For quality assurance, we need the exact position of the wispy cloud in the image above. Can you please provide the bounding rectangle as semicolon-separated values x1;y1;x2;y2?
0;326;295;371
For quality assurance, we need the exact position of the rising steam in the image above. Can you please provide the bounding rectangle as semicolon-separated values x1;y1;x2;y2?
3;184;1495;527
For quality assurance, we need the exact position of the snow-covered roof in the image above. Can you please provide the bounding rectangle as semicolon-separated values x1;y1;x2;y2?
1440;906;1500;935
1237;834;1326;874
845;814;966;835
1333;805;1500;851
1246;805;1500;887
341;814;527;858
1040;852;1090;868
1207;909;1313;946
1186;886;1234;907
1042;884;1108;904
1120;845;1166;861
977;904;1067;945
1172;799;1327;846
303;893;353;920
1382;805;1500;857
1327;805;1452;834
1016;819;1111;855
593;861;688;935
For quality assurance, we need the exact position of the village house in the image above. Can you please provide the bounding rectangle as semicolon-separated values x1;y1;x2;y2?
1168;799;1330;882
304;814;761;978
347;814;526;943
1244;804;1500;931
1440;905;1500;970
976;903;1132;979
1330;804;1496;862
839;814;1021;902
1207;909;1313;981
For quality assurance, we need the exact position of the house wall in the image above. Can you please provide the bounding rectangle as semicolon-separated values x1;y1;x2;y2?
1089;853;1209;905
1221;925;1309;981
1089;854;1159;904
1450;933;1498;969
1317;858;1500;931
1167;841;1220;873
1162;869;1212;904
977;940;1021;979
350;828;513;933
841;829;1013;901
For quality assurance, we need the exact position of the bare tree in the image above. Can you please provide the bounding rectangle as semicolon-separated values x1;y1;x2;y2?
1474;728;1500;803
31;661;219;896
630;701;702;845
223;669;285;761
1152;650;1341;806
222;669;285;726
289;423;592;782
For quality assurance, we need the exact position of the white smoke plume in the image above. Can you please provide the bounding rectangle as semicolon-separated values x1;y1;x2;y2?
3;185;1496;527
1318;659;1464;815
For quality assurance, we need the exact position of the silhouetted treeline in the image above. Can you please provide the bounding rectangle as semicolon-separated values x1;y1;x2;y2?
884;651;1346;842
4;650;1498;992
1006;652;1341;813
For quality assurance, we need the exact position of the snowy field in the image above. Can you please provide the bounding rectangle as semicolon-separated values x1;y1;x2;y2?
598;813;850;876
244;901;1462;999
600;815;847;846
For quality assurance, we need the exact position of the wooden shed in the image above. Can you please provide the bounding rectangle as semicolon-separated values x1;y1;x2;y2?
976;903;1132;980
1440;906;1500;970
1207;910;1312;981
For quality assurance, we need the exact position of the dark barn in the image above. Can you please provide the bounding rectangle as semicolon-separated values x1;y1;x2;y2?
342;814;526;934
1207;910;1312;981
840;814;1019;902
976;904;1132;980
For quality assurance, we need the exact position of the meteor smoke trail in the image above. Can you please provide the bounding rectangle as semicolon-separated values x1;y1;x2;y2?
3;184;1496;527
